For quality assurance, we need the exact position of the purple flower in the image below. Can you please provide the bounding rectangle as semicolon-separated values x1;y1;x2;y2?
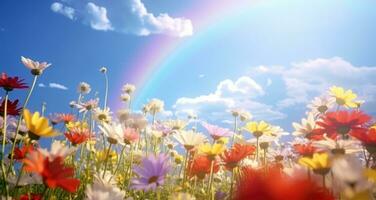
153;122;172;136
202;122;233;140
130;154;171;191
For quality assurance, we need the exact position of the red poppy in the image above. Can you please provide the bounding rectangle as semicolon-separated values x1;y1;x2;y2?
234;167;334;200
0;73;28;92
13;145;34;160
19;194;42;200
64;128;91;145
293;143;317;158
221;143;255;170
23;151;80;193
57;113;76;124
188;155;219;179
0;99;21;116
314;111;371;139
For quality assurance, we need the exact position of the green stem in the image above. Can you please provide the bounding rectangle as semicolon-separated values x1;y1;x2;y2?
126;145;135;188
103;72;109;109
207;160;215;199
0;161;9;200
256;136;259;163
102;143;112;178
110;145;126;182
9;75;38;167
231;116;237;147
182;149;190;186
230;168;235;200
2;92;8;157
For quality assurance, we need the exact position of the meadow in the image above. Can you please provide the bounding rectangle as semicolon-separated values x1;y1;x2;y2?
1;56;376;200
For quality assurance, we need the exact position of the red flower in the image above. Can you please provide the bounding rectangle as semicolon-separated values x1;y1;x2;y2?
0;99;21;116
57;113;76;124
188;155;219;179
221;143;255;170
13;145;34;160
0;73;28;92
234;167;334;200
314;111;371;139
64;127;91;145
293;143;317;158
19;194;42;200
352;127;376;145
23;151;80;193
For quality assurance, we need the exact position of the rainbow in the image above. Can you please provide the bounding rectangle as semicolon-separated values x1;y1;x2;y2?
113;0;263;109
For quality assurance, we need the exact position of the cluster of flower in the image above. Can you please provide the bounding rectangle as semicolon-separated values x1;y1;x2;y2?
1;57;376;200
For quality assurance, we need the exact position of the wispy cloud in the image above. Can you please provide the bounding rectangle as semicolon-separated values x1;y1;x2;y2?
198;74;205;78
39;82;68;90
51;2;75;20
50;0;193;37
249;57;376;109
173;76;285;122
49;83;68;90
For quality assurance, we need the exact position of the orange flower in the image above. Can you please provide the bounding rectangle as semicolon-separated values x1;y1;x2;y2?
57;113;76;124
23;151;80;192
221;143;255;170
234;167;334;200
293;143;317;158
188;155;219;179
64;127;91;145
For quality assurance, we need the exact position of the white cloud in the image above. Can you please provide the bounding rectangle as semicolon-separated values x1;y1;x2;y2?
199;74;205;78
49;83;68;90
85;2;113;31
50;0;193;37
129;0;193;37
173;76;285;122
250;57;376;108
38;83;46;88
51;2;75;20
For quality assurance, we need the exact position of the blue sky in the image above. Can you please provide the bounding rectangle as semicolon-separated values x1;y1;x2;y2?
1;0;376;132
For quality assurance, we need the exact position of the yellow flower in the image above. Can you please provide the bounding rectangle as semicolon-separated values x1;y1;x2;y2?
329;86;358;108
199;143;225;158
174;154;184;165
243;121;272;137
96;149;118;164
216;137;229;145
299;153;331;175
23;109;58;139
364;168;376;182
168;192;196;200
66;121;88;131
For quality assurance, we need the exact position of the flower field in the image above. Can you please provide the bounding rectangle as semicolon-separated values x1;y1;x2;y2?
2;57;376;200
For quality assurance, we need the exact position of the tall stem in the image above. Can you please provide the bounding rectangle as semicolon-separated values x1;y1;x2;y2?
102;143;112;178
126;145;135;188
182;149;190;186
103;72;109;109
128;97;132;113
2;92;9;156
229;168;235;200
110;145;126;182
256;136;259;163
231;116;237;147
207;160;215;199
9;75;38;166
